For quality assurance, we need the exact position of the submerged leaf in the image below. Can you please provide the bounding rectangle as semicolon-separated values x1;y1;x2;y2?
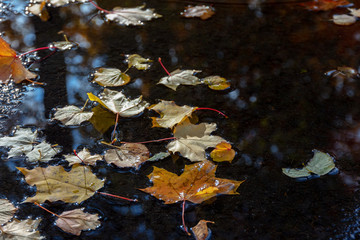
105;5;162;26
64;148;102;166
0;199;17;225
210;142;235;162
92;68;130;87
56;208;100;236
148;152;171;162
126;54;152;70
140;161;244;204
0;218;44;239
89;105;116;133
158;69;202;91
53;105;94;126
104;143;150;169
18;164;105;203
282;150;336;178
191;220;215;240
202;75;230;90
181;5;215;20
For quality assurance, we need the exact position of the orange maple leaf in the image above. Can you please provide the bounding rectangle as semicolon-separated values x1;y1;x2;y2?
0;37;37;84
300;0;351;11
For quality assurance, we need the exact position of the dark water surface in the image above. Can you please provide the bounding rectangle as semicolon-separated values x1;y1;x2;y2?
1;0;360;239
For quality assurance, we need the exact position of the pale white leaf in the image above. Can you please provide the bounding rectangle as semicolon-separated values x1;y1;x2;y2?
64;148;102;166
0;218;44;240
53;105;93;126
0;199;17;225
158;69;202;91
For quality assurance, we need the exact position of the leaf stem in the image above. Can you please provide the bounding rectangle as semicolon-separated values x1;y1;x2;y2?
158;58;171;76
97;191;138;202
182;200;190;235
34;202;61;218
87;0;111;14
73;149;88;195
111;113;120;141
120;137;176;144
17;46;56;58
81;99;89;112
196;107;228;118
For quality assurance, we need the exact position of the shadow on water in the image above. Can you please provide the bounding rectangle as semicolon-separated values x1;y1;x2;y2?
1;0;360;239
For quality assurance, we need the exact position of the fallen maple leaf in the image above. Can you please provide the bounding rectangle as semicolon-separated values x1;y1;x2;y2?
149;100;197;128
300;0;351;11
0;199;17;225
158;69;202;91
17;164;104;203
210;142;236;162
55;208;100;236
53;105;94;126
181;5;215;20
0;218;44;239
141;161;244;204
166;119;227;162
202;75;230;90
126;54;152;70
92;68;130;87
191;220;215;240
65;148;102;166
105;5;162;26
104;143;149;169
0;37;37;84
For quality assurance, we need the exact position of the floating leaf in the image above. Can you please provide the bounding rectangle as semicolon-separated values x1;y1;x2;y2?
332;14;356;25
191;220;215;240
166;119;227;162
18;164;105;203
140;161;244;204
0;128;38;158
0;199;17;225
92;68;130;87
126;54;152;70
148;152;171;162
105;5;162;26
89;105;116;133
52;41;78;51
181;5;215;20
25;141;62;163
104;143;150;169
158;69;202;91
87;89;149;116
210;142;235;162
53;105;94;126
0;218;44;239
0;37;37;84
56;208;100;236
202;76;230;90
282;150;336;178
300;0;351;11
27;1;49;21
348;8;360;17
149;100;197;128
64;148;102;166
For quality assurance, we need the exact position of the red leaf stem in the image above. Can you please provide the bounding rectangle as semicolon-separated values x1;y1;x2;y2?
158;58;171;76
97;191;138;202
196;107;228;118
17;46;56;58
120;137;176;144
88;0;111;14
34;202;61;218
182;200;190;235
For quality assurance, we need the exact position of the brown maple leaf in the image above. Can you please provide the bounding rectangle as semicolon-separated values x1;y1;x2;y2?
0;37;37;83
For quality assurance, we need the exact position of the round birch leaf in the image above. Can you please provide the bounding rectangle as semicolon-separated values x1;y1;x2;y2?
202;75;230;90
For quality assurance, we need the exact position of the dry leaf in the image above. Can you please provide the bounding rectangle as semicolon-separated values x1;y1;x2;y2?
181;5;215;20
149;100;197;128
17;164;105;203
0;37;37;84
191;220;215;240
300;0;351;11
202;75;230;90
210;142;235;162
53;105;94;126
0;199;17;225
166;119;227;162
0;218;44;239
158;69;202;91
56;208;100;236
104;143;150;169
64;148;102;166
105;5;162;26
92;68;130;87
87;89;149;116
332;14;356;25
126;54;152;70
140;161;244;204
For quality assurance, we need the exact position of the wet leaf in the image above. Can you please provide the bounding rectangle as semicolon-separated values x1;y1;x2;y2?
202;75;230;90
0;128;38;158
167;119;227;162
140;161;244;204
27;1;49;21
148;152;171;162
348;8;360;17
52;41;78;51
0;37;37;84
89;105;116;133
282;150;336;178
104;143;150;169
126;54;152;70
332;14;356;25
181;5;215;20
64;148;102;166
0;218;43;239
25;141;62;163
191;220;215;240
105;5;162;26
149;100;197;128
210;142;235;162
53;105;94;126
158;69;202;91
87;89;149;116
0;199;17;225
300;0;351;11
17;164;105;203
55;208;100;236
92;68;130;87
